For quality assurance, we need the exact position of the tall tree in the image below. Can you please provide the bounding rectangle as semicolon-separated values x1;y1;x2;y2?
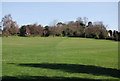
2;14;19;36
108;30;112;37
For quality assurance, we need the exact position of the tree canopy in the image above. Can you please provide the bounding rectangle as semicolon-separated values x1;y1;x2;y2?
1;14;120;41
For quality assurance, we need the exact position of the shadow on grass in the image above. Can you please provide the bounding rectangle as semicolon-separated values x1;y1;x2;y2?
2;76;102;81
8;63;120;79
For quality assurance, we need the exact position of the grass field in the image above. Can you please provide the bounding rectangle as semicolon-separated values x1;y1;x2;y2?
2;37;119;80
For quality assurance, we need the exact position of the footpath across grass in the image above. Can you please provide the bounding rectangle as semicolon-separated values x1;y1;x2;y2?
2;37;119;80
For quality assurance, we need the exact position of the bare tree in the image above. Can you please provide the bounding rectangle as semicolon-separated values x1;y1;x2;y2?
83;17;88;26
49;20;58;37
2;14;19;36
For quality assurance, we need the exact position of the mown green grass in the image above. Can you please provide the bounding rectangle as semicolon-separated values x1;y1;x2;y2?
2;37;119;80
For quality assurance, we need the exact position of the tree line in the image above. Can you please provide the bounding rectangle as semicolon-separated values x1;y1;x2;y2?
1;14;120;41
